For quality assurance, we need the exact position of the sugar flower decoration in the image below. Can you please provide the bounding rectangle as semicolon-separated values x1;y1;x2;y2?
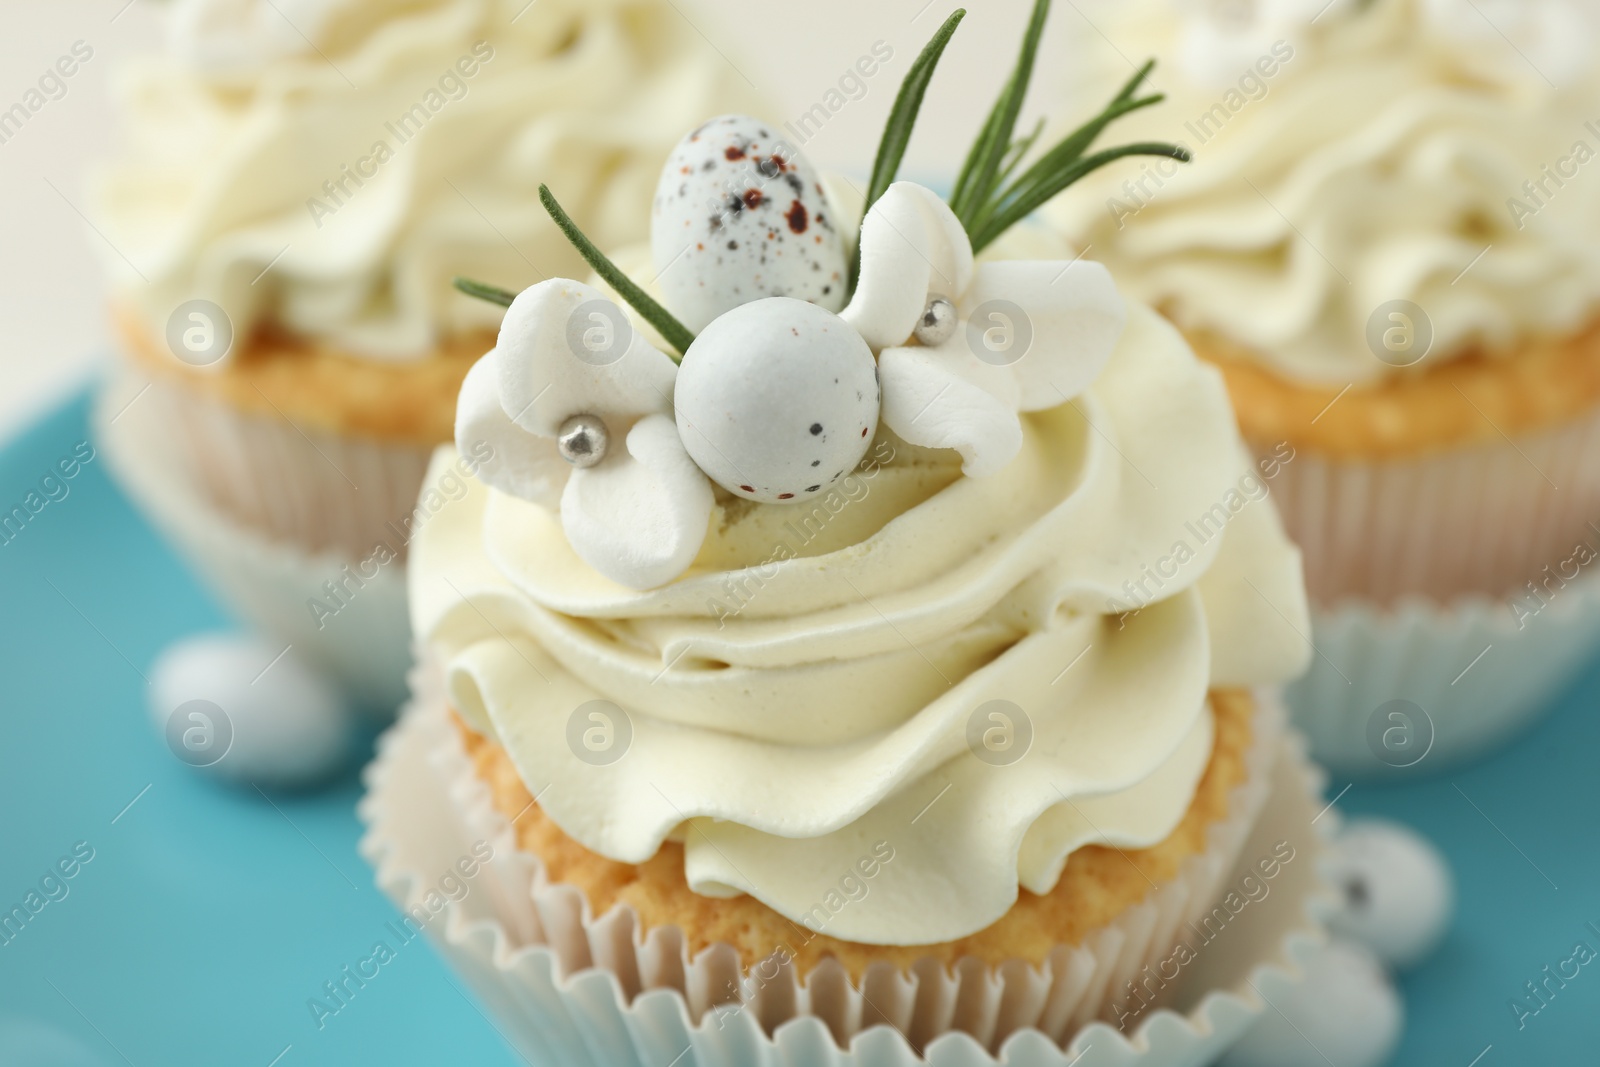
453;2;1188;590
456;281;713;590
844;182;1123;478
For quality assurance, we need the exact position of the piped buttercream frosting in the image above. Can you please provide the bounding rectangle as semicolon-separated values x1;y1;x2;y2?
1046;0;1600;384
412;293;1312;944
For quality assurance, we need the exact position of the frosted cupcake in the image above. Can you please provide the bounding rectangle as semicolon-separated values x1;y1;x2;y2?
1044;0;1600;770
91;0;759;707
364;6;1334;1060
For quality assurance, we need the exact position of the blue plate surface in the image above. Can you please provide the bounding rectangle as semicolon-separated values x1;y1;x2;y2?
1;391;1596;1065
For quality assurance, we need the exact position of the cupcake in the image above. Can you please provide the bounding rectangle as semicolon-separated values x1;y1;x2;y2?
1043;0;1600;771
363;7;1335;1060
90;0;760;709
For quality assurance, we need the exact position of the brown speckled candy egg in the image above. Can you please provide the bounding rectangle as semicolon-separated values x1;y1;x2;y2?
675;298;879;505
651;114;847;333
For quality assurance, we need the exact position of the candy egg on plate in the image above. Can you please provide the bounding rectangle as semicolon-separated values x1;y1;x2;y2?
1325;818;1455;970
652;114;847;332
149;633;355;789
1222;940;1402;1067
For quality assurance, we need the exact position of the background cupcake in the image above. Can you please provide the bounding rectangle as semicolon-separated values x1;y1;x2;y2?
90;0;761;710
1044;0;1600;772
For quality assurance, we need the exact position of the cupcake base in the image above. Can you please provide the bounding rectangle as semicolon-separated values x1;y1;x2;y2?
109;302;486;561
1237;423;1600;775
96;378;412;714
359;672;1336;1066
1193;318;1600;605
458;688;1275;983
1254;409;1600;606
128;375;439;562
1286;575;1600;776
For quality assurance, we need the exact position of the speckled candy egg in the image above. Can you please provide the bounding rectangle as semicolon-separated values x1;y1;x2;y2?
652;114;847;333
1222;941;1402;1067
675;297;879;504
1325;819;1454;971
149;633;355;788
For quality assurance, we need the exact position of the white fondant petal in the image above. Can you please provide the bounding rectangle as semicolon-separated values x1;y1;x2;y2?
903;181;975;297
498;279;678;436
878;345;1023;478
454;349;568;510
840;182;975;350
964;260;1126;412
559;414;714;590
840;185;930;350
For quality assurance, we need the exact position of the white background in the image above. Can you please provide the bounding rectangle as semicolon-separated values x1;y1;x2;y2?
0;0;1085;441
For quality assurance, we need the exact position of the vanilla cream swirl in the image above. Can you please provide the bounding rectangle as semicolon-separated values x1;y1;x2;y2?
1046;0;1600;384
92;0;759;359
410;299;1311;945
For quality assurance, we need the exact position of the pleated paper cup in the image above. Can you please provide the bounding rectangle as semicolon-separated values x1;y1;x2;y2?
1285;571;1600;776
113;372;439;563
1244;411;1600;775
96;376;413;714
359;673;1337;1067
1255;406;1600;606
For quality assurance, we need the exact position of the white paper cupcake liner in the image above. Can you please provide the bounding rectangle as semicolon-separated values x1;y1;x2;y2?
359;672;1337;1067
1255;404;1600;605
113;370;437;562
96;378;413;715
1286;566;1600;776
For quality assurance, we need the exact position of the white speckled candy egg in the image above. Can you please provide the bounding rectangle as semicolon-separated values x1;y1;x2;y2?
652;114;848;333
1222;941;1402;1067
1326;819;1454;971
675;297;879;504
150;633;355;789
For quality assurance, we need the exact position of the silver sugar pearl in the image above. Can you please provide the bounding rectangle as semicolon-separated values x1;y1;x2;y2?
913;296;958;347
557;414;609;469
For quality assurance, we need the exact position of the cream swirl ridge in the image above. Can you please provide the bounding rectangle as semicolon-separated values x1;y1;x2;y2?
411;301;1311;945
92;0;761;359
1046;0;1600;384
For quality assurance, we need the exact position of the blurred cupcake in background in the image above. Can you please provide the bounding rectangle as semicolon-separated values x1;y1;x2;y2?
90;0;761;710
1045;0;1600;772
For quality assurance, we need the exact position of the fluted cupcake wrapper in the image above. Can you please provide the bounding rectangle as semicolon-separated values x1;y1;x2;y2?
1256;405;1600;606
96;378;413;714
357;667;1336;1067
1286;570;1600;777
103;370;437;562
1249;408;1600;775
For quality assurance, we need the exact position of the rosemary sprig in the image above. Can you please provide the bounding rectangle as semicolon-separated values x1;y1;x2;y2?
962;56;1192;254
992;117;1046;195
539;184;697;359
854;2;1192;257
965;63;1159;239
970;141;1190;252
948;0;1050;229
452;189;695;359
453;277;517;307
851;8;967;295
